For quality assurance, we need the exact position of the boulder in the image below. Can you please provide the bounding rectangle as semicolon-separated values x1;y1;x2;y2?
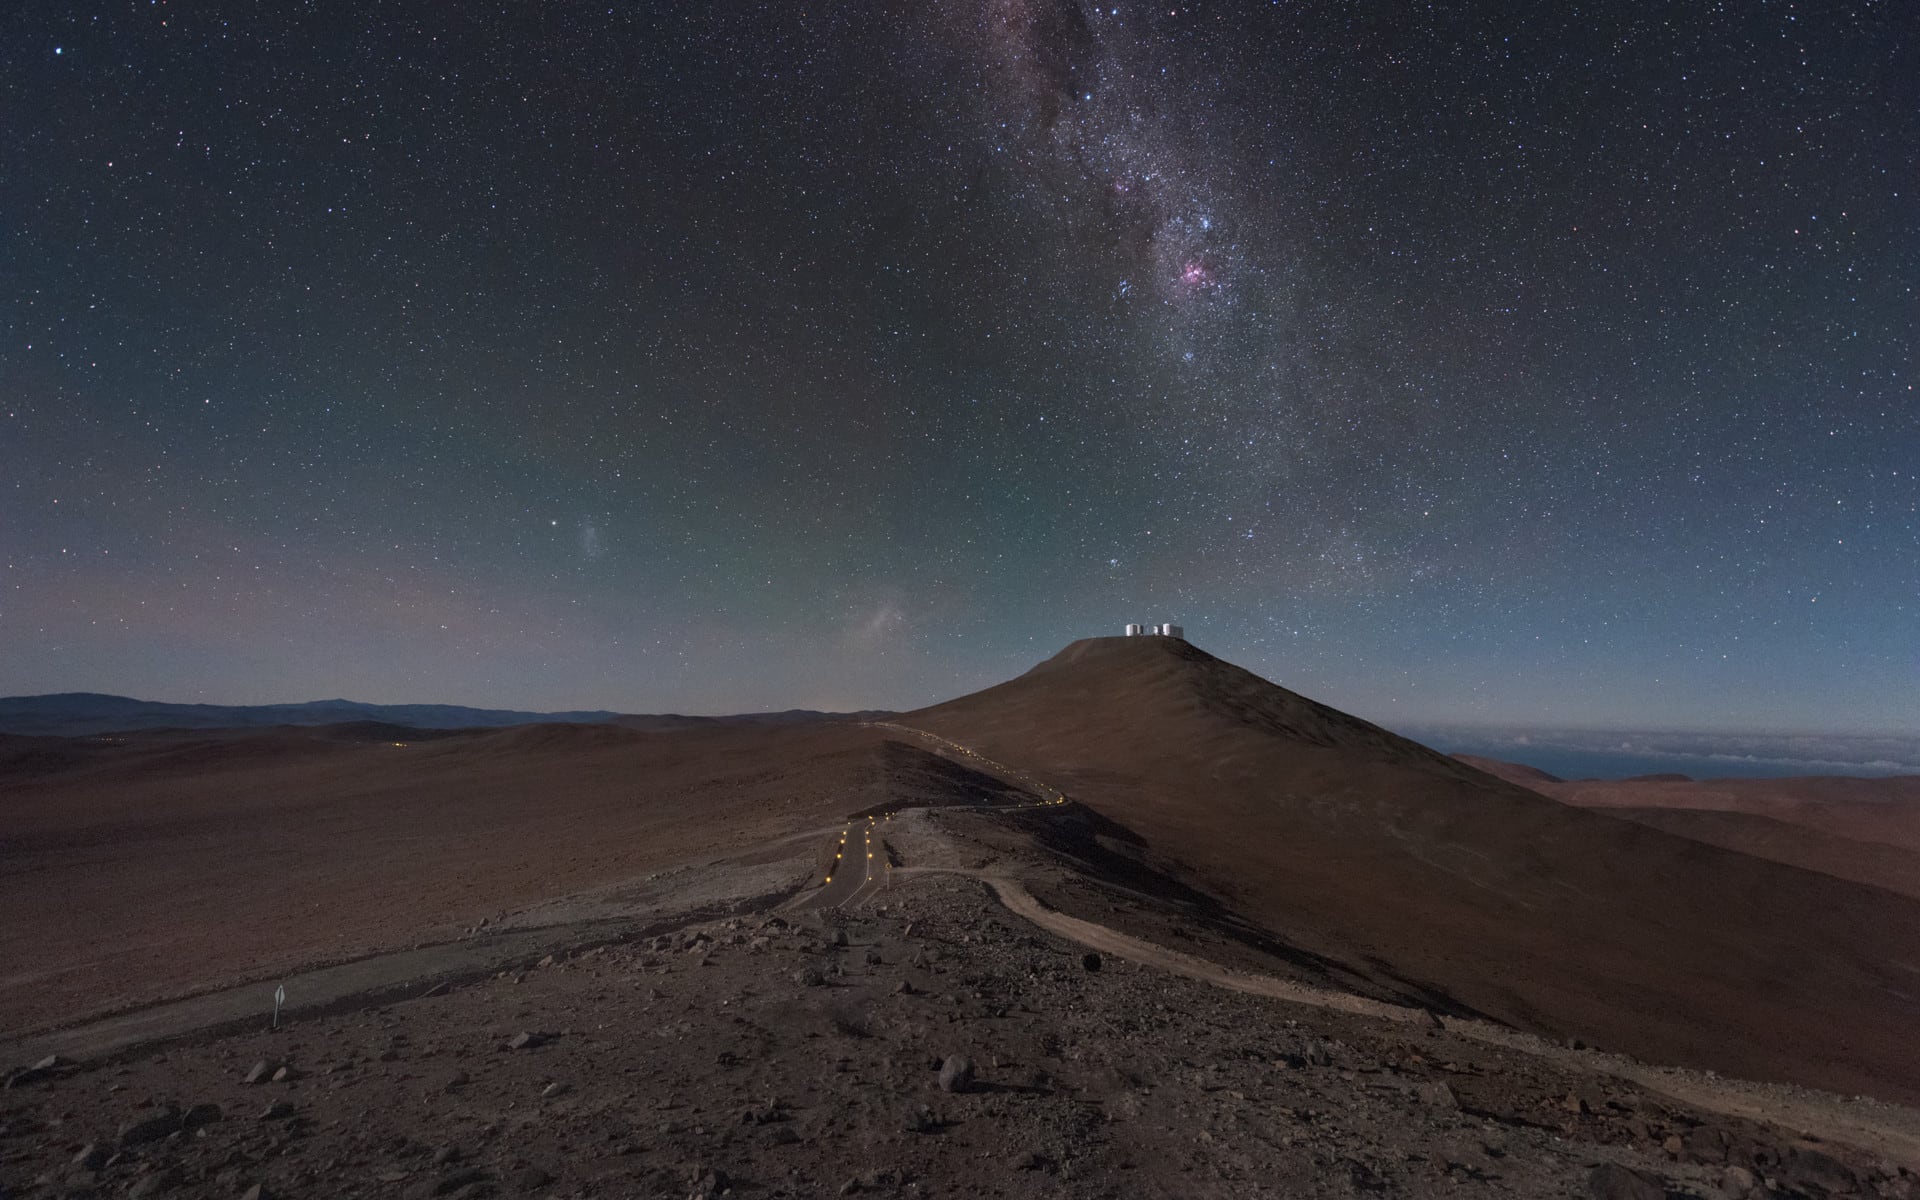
431;1167;492;1195
687;1165;729;1200
902;1103;938;1133
1586;1163;1668;1200
128;1167;183;1198
118;1109;181;1148
181;1103;223;1130
938;1054;975;1094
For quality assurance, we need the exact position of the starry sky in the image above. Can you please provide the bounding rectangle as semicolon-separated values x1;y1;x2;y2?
3;1;1915;742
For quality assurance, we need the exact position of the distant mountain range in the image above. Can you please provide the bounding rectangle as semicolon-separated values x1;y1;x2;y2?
0;692;624;737
0;692;892;737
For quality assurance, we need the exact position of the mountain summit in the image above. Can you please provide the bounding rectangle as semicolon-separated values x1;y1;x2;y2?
911;636;1920;1105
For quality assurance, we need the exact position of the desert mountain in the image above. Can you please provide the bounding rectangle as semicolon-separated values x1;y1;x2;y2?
0;692;895;738
0;692;624;737
8;640;1920;1196
1461;755;1920;902
908;636;1920;1105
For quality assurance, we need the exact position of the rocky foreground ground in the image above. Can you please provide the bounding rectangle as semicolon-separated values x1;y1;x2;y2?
4;866;1916;1200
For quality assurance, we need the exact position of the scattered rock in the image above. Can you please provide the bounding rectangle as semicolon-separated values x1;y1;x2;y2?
509;1166;552;1190
240;1186;274;1200
763;1124;802;1147
687;1164;729;1199
540;1081;570;1099
1082;952;1102;972
902;1103;939;1133
181;1102;223;1130
1586;1162;1668;1200
895;979;914;995
118;1108;181;1148
1720;1165;1756;1198
839;1167;903;1195
243;1061;273;1085
436;1068;470;1095
432;1167;492;1195
1416;1081;1458;1110
1783;1147;1857;1194
72;1142;108;1171
795;967;826;988
1014;1150;1050;1171
258;1100;295;1121
432;1145;463;1167
938;1054;975;1094
420;981;449;999
505;1031;551;1051
270;1065;294;1083
128;1167;183;1198
832;928;849;947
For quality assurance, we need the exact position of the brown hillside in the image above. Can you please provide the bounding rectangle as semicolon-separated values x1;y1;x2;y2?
907;636;1920;1105
1463;755;1920;900
0;721;892;1034
1548;774;1920;853
1600;806;1920;901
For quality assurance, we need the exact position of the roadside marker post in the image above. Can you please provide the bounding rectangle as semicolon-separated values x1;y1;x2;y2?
272;984;286;1030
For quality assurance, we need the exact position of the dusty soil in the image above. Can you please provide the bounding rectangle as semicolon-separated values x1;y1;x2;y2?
6;862;1917;1200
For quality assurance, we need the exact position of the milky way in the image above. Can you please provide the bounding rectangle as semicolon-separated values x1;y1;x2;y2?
1;1;1913;742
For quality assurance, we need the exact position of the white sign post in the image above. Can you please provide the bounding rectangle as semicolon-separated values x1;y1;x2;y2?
273;984;286;1030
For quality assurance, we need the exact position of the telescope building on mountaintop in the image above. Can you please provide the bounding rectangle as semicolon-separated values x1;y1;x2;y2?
1123;623;1184;639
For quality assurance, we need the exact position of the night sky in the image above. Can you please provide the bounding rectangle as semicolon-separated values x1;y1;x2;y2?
3;2;1914;740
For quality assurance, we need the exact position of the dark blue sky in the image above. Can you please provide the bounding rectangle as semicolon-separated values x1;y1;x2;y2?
2;1;1914;736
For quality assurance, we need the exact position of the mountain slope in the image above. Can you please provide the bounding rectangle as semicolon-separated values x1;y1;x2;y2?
907;636;1920;1105
1461;754;1920;900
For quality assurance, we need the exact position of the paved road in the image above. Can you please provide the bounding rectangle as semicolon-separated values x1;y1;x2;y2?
786;722;1075;912
784;814;895;911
